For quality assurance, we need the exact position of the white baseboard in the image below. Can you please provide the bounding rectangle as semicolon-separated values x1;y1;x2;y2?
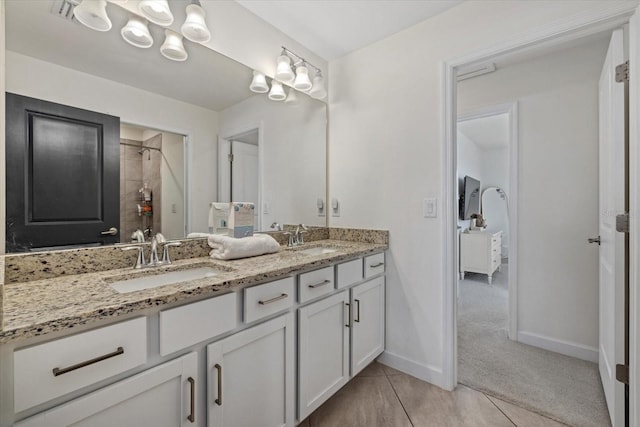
376;350;447;389
517;331;598;363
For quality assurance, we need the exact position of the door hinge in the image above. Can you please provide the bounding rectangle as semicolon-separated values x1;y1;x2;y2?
228;153;234;163
616;61;629;83
616;213;630;233
616;364;629;384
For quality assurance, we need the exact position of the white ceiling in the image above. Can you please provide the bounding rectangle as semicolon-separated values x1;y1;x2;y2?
235;0;464;60
4;0;254;112
458;114;509;150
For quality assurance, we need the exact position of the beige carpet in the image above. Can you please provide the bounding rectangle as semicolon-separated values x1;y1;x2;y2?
457;266;611;427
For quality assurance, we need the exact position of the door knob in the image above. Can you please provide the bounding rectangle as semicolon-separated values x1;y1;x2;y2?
101;227;118;236
588;236;601;245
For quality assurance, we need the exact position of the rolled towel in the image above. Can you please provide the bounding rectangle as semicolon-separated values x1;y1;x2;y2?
208;233;280;260
187;232;211;238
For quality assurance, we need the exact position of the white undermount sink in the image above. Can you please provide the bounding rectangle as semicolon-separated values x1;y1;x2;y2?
298;246;338;256
109;266;222;294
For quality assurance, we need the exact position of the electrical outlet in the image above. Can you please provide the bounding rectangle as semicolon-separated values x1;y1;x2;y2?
317;198;325;217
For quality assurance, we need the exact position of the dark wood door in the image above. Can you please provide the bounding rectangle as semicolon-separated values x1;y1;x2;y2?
6;93;120;252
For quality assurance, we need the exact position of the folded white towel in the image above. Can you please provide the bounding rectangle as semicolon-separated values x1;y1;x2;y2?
208;233;280;260
187;232;211;238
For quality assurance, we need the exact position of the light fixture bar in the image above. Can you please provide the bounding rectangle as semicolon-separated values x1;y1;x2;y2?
281;46;322;75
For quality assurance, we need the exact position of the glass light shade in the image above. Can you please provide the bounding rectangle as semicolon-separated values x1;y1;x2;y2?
293;65;312;92
275;55;295;82
249;71;269;93
268;81;286;101
139;0;173;26
73;0;112;32
309;74;327;99
160;30;188;61
284;87;299;105
181;4;211;43
121;15;153;48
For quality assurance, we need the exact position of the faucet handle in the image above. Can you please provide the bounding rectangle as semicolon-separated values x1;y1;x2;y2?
121;245;146;269
270;222;282;231
154;233;166;244
162;242;182;264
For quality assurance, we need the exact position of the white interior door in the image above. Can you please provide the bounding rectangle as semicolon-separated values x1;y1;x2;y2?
598;28;626;427
231;141;259;229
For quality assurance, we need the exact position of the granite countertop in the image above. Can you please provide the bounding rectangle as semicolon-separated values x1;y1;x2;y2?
0;239;386;344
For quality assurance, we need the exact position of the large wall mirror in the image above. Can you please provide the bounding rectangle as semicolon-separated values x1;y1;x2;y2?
4;0;327;252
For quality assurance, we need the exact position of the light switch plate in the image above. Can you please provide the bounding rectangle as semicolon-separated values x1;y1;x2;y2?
331;198;340;217
423;198;437;218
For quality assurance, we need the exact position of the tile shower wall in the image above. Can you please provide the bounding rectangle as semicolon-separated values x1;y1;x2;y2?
119;135;162;243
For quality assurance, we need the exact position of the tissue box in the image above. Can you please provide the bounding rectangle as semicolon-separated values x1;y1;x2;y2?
228;202;255;238
209;203;230;234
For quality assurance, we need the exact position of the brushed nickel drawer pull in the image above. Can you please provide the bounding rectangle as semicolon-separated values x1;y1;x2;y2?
345;302;351;328
187;377;195;423
214;364;222;406
52;346;124;377
308;279;331;289
258;293;288;305
370;262;385;268
354;299;361;323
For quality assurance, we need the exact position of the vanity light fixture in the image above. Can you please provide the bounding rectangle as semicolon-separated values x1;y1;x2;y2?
181;2;211;43
293;63;312;92
121;14;153;48
248;46;327;101
275;51;295;83
138;0;174;26
73;0;112;32
250;71;269;93
308;71;327;100
268;81;287;101
160;29;188;61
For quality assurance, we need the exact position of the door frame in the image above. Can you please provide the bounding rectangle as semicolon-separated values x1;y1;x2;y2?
457;102;518;341
441;5;639;422
121;120;192;237
218;122;264;230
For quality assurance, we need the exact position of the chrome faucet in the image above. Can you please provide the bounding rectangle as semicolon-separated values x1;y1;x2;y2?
122;233;182;269
121;245;147;269
149;233;166;265
295;224;308;245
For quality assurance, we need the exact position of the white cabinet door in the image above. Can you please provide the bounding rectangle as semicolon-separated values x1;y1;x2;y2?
351;276;385;376
298;291;350;420
17;353;198;427
207;313;294;427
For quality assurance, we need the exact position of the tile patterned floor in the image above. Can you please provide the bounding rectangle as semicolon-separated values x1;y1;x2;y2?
299;362;567;427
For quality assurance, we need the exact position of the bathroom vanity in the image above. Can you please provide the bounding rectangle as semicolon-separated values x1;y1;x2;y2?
0;229;387;426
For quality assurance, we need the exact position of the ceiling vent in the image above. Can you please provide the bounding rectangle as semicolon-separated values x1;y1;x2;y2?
456;63;496;81
51;0;80;22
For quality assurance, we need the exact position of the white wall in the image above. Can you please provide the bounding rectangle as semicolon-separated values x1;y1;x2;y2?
5;51;218;234
328;1;628;386
219;94;326;230
458;38;608;356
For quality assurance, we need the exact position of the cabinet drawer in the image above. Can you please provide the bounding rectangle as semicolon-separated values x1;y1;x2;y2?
299;266;335;303
364;253;385;278
244;277;294;324
160;292;237;356
14;317;147;412
491;235;500;246
336;259;363;289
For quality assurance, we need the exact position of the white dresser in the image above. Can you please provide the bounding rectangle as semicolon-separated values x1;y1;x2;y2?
460;230;502;284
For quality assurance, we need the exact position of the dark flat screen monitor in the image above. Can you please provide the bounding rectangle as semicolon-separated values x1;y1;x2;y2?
460;176;481;220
